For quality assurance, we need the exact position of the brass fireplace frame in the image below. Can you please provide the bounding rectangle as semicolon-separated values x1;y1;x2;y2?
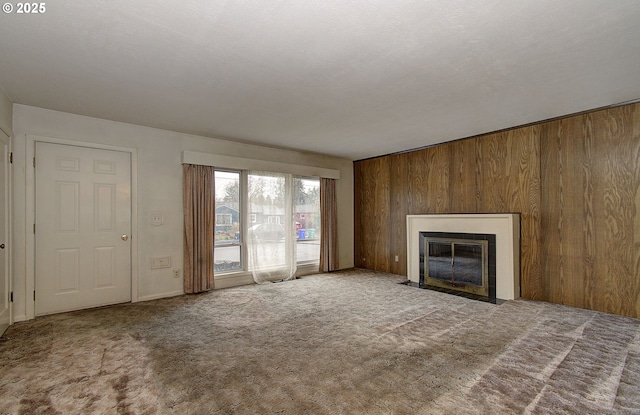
423;237;489;297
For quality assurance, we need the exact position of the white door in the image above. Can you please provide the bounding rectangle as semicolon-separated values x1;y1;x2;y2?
0;131;10;335
35;142;131;315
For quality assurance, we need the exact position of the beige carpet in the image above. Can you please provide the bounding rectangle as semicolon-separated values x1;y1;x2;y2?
1;269;639;414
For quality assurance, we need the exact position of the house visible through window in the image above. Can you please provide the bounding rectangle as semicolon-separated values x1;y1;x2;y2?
216;213;232;226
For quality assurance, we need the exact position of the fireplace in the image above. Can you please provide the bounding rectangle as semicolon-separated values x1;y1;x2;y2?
419;232;496;299
407;214;520;301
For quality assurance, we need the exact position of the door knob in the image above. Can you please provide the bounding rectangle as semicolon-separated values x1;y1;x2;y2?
0;244;4;249
121;234;129;241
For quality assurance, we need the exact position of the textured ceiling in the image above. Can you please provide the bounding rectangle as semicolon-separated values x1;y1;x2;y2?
1;0;639;160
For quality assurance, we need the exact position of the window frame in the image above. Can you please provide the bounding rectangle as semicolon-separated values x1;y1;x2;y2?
214;169;245;275
213;170;320;278
294;176;321;266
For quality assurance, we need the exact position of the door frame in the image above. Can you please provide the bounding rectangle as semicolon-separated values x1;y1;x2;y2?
26;135;138;320
0;128;11;329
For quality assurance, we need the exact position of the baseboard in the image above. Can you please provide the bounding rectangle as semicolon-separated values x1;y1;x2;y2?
12;314;28;323
137;290;184;302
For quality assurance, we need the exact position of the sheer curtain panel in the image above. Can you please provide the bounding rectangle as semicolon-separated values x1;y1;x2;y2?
247;171;297;283
320;178;339;272
183;164;215;293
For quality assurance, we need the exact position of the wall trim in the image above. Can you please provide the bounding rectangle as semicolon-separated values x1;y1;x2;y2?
182;151;340;179
0;129;11;327
12;313;27;323
137;290;184;302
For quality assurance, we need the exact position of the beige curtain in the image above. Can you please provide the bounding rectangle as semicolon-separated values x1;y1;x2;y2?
320;178;339;272
183;164;215;293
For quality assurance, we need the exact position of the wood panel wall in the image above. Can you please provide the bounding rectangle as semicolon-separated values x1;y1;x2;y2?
541;104;640;317
354;102;640;317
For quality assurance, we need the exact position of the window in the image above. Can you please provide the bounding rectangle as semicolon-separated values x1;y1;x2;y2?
213;170;321;275
295;177;320;264
214;170;242;273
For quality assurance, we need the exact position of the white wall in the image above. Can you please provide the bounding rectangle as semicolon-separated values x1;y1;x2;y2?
12;104;354;321
0;89;12;137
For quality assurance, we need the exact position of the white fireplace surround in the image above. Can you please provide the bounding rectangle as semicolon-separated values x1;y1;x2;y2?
407;214;521;300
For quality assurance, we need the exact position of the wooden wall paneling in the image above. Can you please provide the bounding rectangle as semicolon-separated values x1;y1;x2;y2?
430;145;452;213
479;132;509;212
590;109;611;314
353;102;640;317
471;136;485;212
449;139;481;213
407;148;432;214
375;157;391;272
540;120;564;306
507;126;542;300
354;157;391;271
355;158;368;269
592;105;640;317
389;154;408;275
542;117;592;307
353;161;364;268
541;104;640;317
579;113;596;312
475;128;542;300
354;159;368;269
631;105;640;317
560;114;595;310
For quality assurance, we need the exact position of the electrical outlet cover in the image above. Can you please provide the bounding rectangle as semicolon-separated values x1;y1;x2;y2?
151;256;171;269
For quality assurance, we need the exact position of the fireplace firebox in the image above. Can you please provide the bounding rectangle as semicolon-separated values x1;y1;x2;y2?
419;232;496;300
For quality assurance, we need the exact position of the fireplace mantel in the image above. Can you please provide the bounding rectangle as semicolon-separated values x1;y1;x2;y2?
407;214;520;300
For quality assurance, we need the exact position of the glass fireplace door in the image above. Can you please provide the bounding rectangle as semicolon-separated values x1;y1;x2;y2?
425;238;488;296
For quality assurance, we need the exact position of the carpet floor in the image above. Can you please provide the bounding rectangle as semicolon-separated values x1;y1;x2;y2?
1;269;639;414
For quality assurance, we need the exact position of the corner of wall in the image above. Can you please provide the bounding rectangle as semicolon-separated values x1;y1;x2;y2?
0;88;13;137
